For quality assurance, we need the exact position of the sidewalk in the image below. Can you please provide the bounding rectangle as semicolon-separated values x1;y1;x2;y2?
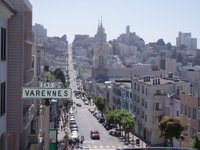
129;132;147;148
57;109;70;149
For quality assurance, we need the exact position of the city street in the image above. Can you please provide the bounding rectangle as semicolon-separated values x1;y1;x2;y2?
66;45;132;149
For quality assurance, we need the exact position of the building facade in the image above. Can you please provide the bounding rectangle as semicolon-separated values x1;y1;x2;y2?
0;1;15;149
131;75;190;145
4;0;39;149
176;32;197;50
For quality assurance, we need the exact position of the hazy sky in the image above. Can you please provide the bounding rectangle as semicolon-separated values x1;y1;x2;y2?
29;0;200;47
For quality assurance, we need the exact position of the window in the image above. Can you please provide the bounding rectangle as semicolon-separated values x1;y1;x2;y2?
192;108;196;120
198;97;200;108
142;98;144;106
1;27;6;61
177;110;179;116
185;105;187;116
145;101;147;108
181;104;183;114
134;82;136;90
142;85;144;93
155;103;161;110
137;96;140;103
0;82;6;116
188;107;191;118
133;94;136;101
130;92;132;98
142;111;144;119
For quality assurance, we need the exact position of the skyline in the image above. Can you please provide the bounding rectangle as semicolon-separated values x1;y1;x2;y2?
30;0;200;48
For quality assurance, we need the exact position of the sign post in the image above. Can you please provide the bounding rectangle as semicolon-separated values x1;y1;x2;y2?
22;83;72;150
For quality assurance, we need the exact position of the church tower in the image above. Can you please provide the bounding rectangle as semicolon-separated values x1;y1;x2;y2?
95;18;107;43
92;19;112;82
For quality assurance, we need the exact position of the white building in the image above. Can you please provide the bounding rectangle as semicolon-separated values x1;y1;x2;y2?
32;23;47;44
176;32;197;50
131;74;190;145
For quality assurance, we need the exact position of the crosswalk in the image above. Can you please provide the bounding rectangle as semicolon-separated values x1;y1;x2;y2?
82;144;128;149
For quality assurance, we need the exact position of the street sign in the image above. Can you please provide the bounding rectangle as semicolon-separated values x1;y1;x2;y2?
39;82;56;88
49;129;57;143
22;88;72;99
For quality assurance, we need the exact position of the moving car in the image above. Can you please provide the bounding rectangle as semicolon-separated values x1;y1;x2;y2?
90;130;100;140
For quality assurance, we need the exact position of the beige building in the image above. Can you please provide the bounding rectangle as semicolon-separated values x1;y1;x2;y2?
131;74;190;145
0;0;40;149
0;1;15;149
179;93;198;147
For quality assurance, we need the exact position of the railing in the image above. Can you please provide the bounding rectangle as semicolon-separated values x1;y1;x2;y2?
23;104;36;127
24;68;34;84
24;30;34;44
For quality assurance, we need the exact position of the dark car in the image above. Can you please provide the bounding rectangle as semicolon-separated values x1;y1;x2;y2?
76;103;82;107
109;128;120;136
90;130;100;140
98;117;105;123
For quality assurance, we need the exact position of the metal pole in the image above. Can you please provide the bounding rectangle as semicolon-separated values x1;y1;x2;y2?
44;99;50;150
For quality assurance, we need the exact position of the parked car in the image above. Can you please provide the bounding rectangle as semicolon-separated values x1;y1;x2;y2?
84;101;89;105
103;123;116;130
71;132;79;139
71;127;78;132
98;117;105;123
108;128;120;136
76;103;82;107
88;108;95;113
90;130;100;140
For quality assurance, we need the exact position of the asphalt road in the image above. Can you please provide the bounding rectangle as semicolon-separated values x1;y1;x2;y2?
67;45;131;149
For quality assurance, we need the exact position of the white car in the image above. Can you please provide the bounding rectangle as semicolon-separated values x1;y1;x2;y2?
71;132;79;139
84;101;89;105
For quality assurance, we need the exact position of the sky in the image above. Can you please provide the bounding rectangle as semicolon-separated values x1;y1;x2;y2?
29;0;200;48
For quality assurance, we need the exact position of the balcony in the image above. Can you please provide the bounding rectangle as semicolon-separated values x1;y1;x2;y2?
24;30;34;45
24;68;34;84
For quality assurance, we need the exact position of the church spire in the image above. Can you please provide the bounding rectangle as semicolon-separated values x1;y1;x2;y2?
95;17;107;43
100;16;103;27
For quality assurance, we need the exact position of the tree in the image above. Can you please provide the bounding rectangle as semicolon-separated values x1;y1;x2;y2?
53;68;66;86
94;96;106;116
159;116;184;147
157;38;165;46
192;134;200;149
166;42;172;50
120;111;135;142
105;109;135;142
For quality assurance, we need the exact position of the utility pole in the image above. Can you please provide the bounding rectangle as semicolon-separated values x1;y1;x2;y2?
44;99;50;150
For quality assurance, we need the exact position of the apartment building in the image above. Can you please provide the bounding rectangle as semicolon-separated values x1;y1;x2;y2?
0;0;40;149
131;74;190;145
0;1;15;149
179;93;198;147
111;82;132;113
176;32;197;50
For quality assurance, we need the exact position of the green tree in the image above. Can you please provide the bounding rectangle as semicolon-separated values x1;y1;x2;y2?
192;134;200;149
94;96;106;116
53;68;66;86
63;99;73;111
41;67;56;81
105;109;135;142
159;116;184;147
120;111;135;142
